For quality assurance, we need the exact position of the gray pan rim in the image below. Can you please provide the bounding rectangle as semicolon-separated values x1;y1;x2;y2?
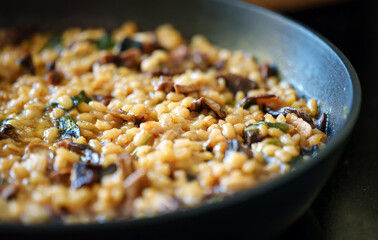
0;0;361;232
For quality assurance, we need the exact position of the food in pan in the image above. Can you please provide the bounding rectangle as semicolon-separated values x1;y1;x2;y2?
0;22;327;224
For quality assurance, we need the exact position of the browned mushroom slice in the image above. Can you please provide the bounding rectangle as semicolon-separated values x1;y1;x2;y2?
48;168;71;185
226;139;253;158
118;152;135;179
101;53;121;65
0;123;18;141
108;109;137;122
190;97;227;119
108;109;148;126
16;53;35;75
92;94;113;106
238;94;278;109
67;142;100;165
119;48;142;69
154;80;174;94
259;62;278;80
174;84;199;94
71;162;117;189
0;184;19;200
315;113;327;133
46;70;63;85
217;73;257;95
122;169;149;215
101;48;142;69
268;107;315;128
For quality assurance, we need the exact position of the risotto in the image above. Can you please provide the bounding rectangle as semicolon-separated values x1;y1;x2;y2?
0;22;327;224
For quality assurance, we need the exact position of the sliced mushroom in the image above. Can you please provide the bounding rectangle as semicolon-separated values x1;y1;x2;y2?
244;127;267;146
118;152;135;179
121;169;149;215
189;97;227;119
226;139;253;158
101;48;142;69
315;113;327;133
71;162;117;189
67;142;100;165
154;80;174;93
174;84;199;94
92;94;113;106
108;109;148;126
48;168;71;185
17;53;35;75
46;70;63;85
0;123;18;141
237;94;278;109
217;73;257;94
259;62;278;80
0;184;19;200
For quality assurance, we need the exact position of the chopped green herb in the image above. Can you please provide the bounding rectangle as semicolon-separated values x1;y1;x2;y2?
54;116;80;139
241;98;257;109
71;90;92;109
96;34;114;50
43;34;62;51
45;91;92;112
266;138;283;147
131;134;153;156
344;106;348;119
265;122;289;133
45;102;66;112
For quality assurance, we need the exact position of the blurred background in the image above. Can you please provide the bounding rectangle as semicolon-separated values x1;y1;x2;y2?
243;0;377;239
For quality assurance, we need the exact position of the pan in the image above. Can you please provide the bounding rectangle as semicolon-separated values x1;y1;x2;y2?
0;0;361;238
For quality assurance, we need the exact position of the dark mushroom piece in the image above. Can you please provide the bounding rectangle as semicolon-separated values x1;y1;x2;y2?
237;94;278;109
0;184;19;200
48;168;71;186
226;139;253;159
45;61;56;71
101;48;142;69
108;109;148;127
118;152;135;179
71;162;117;189
154;80;174;94
92;94;113;106
315;113;327;133
67;142;100;165
0;122;18;141
216;73;257;95
174;84;199;94
259;62;278;80
16;53;35;75
46;70;63;85
189;97;227;119
121;169;149;216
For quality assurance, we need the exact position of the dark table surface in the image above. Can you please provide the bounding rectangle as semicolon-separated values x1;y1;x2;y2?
278;1;378;239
